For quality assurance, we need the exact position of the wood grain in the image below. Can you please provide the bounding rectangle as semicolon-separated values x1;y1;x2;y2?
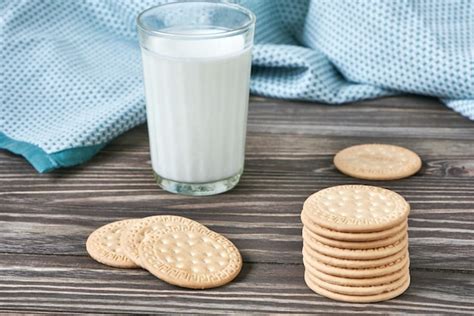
0;254;473;314
0;96;473;313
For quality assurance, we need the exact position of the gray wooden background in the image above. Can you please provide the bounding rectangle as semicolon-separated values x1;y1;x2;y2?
0;96;473;314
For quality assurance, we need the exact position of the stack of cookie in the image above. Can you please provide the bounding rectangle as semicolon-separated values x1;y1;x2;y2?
86;215;242;289
301;185;410;303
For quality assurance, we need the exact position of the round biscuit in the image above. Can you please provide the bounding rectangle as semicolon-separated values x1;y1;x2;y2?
139;224;242;289
303;241;408;269
303;229;408;260
303;226;407;250
301;212;407;241
313;271;409;296
86;219;140;268
120;215;206;266
304;271;410;303
303;246;409;278
302;185;410;232
334;143;422;180
304;258;410;287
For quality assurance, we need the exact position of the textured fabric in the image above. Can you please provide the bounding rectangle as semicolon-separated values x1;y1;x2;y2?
1;0;473;172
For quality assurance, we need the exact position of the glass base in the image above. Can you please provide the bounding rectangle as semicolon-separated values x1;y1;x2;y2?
153;171;242;196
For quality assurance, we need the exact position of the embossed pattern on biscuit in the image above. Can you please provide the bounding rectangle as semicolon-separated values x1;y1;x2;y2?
303;185;410;232
304;271;411;303
301;212;408;241
86;219;140;269
303;246;409;278
139;224;242;289
334;144;422;180
314;272;410;296
303;225;407;250
303;229;408;260
303;241;408;269
120;215;205;266
304;258;410;287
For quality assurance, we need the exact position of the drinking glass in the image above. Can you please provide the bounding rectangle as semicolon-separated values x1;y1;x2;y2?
137;1;256;195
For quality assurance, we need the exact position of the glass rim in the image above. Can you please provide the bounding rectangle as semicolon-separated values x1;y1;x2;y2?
136;1;256;40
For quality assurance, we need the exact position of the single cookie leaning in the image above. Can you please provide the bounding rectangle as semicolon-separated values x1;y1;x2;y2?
86;219;140;268
302;185;410;233
120;215;206;266
334;144;422;180
139;224;242;289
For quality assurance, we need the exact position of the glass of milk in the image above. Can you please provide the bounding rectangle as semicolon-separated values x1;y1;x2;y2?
137;2;255;196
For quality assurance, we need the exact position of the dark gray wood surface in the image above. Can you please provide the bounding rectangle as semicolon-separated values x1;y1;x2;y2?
1;96;473;314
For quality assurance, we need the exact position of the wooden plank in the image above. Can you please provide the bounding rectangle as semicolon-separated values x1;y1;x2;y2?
0;307;116;316
0;95;473;313
247;96;474;139
0;217;471;270
0;254;472;314
0;135;472;269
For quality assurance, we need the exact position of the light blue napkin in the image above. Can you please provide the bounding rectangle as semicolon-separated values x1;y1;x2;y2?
2;0;473;172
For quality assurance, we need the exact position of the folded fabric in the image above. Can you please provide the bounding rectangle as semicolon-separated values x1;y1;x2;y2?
1;0;473;172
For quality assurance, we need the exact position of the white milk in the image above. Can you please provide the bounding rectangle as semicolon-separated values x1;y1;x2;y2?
141;27;252;183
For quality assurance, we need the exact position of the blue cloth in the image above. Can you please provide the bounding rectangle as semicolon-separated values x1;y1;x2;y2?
2;0;473;172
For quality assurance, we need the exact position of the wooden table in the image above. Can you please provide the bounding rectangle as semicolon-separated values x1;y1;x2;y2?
1;96;473;314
